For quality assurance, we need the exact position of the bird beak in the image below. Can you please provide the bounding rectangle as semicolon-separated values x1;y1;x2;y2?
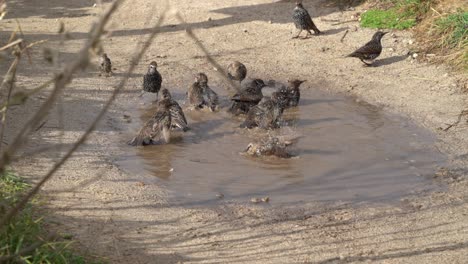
383;32;389;35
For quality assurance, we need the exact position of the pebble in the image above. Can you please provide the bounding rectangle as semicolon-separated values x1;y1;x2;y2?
412;53;418;59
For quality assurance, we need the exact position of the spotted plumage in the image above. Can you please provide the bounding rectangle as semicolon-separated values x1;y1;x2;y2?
162;89;189;132
240;93;284;129
143;61;163;99
244;137;296;158
347;31;388;66
127;99;172;146
229;79;267;115
292;2;321;38
227;61;247;84
99;53;112;77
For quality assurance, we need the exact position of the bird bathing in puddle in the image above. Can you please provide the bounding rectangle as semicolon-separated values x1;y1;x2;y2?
128;89;188;146
242;135;301;158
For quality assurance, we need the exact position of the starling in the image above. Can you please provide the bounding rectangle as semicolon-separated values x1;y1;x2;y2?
286;79;305;107
273;85;290;113
227;61;247;84
229;78;266;115
292;1;321;39
244;137;295;158
161;89;189;132
99;53;112;77
199;74;219;112
187;73;207;109
347;31;388;66
240;93;283;129
127;98;172;146
142;61;163;99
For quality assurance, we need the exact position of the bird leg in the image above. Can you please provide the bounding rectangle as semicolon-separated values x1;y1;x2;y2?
292;30;302;39
139;91;145;97
360;58;374;67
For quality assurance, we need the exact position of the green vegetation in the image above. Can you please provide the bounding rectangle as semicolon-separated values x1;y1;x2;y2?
361;0;434;29
429;9;468;70
434;10;468;49
0;171;98;263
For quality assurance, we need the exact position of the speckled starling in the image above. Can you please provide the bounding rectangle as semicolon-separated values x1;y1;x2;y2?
286;79;305;107
244;137;295;158
229;78;267;115
99;53;112;77
227;61;247;84
240;93;283;129
199;73;219;112
142;61;163;99
187;74;207;109
161;89;189;132
347;31;388;66
292;2;321;39
127;98;172;146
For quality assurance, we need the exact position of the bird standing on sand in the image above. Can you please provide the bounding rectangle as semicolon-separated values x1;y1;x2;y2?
292;1;321;39
142;61;162;99
162;89;189;132
241;92;284;129
227;61;247;84
99;53;112;77
127;98;172;146
347;31;388;66
229;79;267;115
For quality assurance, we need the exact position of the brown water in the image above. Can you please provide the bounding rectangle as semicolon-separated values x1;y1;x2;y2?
116;85;445;206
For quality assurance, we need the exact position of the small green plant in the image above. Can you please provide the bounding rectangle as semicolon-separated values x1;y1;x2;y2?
0;171;100;263
361;0;434;29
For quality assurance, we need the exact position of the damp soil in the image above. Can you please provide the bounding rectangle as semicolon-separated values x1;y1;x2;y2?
117;83;445;206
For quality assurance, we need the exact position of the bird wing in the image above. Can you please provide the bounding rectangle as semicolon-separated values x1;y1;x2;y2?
204;86;219;110
188;83;205;107
349;41;382;59
231;87;262;102
128;108;172;146
169;100;189;131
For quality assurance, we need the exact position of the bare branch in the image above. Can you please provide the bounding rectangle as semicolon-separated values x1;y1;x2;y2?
0;52;21;155
0;1;169;228
0;0;124;174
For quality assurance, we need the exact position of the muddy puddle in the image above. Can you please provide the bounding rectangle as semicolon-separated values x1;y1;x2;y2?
116;83;445;206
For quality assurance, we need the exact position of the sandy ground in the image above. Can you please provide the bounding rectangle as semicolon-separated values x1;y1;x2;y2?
2;0;468;263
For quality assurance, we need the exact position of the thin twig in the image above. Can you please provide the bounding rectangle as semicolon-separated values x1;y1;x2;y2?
340;29;349;43
0;53;20;155
0;0;169;228
0;0;123;175
0;38;23;51
441;110;468;132
174;12;240;94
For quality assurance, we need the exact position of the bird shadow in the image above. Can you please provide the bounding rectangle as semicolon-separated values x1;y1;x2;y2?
374;54;409;67
320;27;349;36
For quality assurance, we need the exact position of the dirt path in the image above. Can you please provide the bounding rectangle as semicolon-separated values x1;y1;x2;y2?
2;0;468;263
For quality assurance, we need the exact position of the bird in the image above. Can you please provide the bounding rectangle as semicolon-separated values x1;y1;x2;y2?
99;53;112;77
347;31;388;66
227;61;247;84
187;73;219;111
161;89;189;132
286;79;305;107
142;61;163;99
244;137;298;158
229;78;267;115
292;1;321;39
200;74;219;112
240;93;284;129
187;73;207;109
127;98;172;146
